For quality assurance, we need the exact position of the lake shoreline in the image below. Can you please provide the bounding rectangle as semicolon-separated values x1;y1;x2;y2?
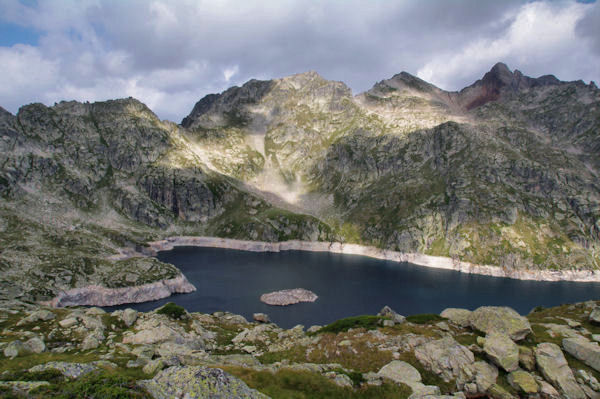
116;236;600;283
46;236;600;308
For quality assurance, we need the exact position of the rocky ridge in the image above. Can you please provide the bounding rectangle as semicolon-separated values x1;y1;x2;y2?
2;299;600;398
0;62;599;306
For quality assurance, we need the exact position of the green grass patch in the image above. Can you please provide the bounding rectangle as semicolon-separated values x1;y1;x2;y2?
156;302;186;320
29;370;151;398
315;316;384;334
223;367;411;399
405;314;446;324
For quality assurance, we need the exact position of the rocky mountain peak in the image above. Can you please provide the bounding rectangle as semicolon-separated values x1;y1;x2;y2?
181;79;274;129
481;62;514;88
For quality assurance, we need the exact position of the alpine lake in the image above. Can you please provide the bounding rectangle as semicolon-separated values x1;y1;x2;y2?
107;246;600;328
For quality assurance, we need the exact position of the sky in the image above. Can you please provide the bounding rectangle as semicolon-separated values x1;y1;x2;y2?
0;0;598;123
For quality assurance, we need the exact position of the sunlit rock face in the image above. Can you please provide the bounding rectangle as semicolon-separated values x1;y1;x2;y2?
1;63;599;303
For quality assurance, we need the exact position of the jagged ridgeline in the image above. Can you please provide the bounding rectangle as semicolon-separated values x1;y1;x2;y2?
0;63;599;302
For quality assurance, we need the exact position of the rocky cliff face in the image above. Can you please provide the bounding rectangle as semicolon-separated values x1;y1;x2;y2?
0;63;599;303
181;63;600;272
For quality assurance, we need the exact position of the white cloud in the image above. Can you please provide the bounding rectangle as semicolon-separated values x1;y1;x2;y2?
417;1;596;90
223;65;239;82
0;0;598;121
0;45;59;110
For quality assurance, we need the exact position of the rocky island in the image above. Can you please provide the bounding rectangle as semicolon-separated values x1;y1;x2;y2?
260;288;318;306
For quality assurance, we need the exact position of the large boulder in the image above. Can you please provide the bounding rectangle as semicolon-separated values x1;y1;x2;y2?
535;342;586;399
59;317;78;328
123;326;183;345
468;306;531;341
378;306;406;324
440;308;472;327
138;366;269;398
589;307;600;324
473;360;498;393
378;360;421;384
253;313;271;323
378;359;441;396
29;362;98;379
507;370;538;394
483;333;519;372
562;337;600;372
17;309;55;325
414;337;475;389
122;308;138;327
518;345;536;371
24;337;46;354
3;340;26;358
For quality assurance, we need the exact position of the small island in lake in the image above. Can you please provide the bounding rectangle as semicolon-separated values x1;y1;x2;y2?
260;288;318;306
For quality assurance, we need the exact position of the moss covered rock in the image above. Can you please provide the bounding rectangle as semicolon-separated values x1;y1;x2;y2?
139;366;270;399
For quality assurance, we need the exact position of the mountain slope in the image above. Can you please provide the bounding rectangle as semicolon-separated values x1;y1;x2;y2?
1;63;599;303
0;99;330;302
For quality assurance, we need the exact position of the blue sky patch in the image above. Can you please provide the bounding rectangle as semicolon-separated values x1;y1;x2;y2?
0;22;40;47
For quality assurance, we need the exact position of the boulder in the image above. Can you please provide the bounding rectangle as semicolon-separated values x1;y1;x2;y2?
85;307;106;316
483;332;519;372
507;370;538;394
518;345;536;371
535;342;586;399
29;361;98;378
414;337;475;389
3;340;26;358
0;382;50;395
17;309;55;325
487;384;517;399
378;306;406;324
407;384;442;398
468;306;531;341
24;337;46;354
59;317;78;328
589;307;600;324
253;313;271;323
378;360;440;397
143;359;165;375
81;335;100;350
538;380;561;398
325;372;353;388
440;308;472;327
473;360;498;392
123;326;182;345
563;337;600;372
378;360;422;384
138;366;269;398
80;316;105;331
122;308;138;327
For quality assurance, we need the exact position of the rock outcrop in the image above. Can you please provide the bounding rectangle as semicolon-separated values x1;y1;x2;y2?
0;300;599;398
139;366;270;399
46;275;196;307
414;337;475;389
1;63;599;306
468;306;531;341
482;332;519;372
562;337;600;372
535;342;586;399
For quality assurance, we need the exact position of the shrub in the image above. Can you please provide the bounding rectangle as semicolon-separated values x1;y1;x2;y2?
156;302;186;319
29;370;151;398
315;315;383;334
405;314;445;324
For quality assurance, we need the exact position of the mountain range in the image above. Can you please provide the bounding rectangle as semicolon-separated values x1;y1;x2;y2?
1;62;599;302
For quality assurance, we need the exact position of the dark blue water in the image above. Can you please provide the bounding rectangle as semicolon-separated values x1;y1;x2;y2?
108;246;600;328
